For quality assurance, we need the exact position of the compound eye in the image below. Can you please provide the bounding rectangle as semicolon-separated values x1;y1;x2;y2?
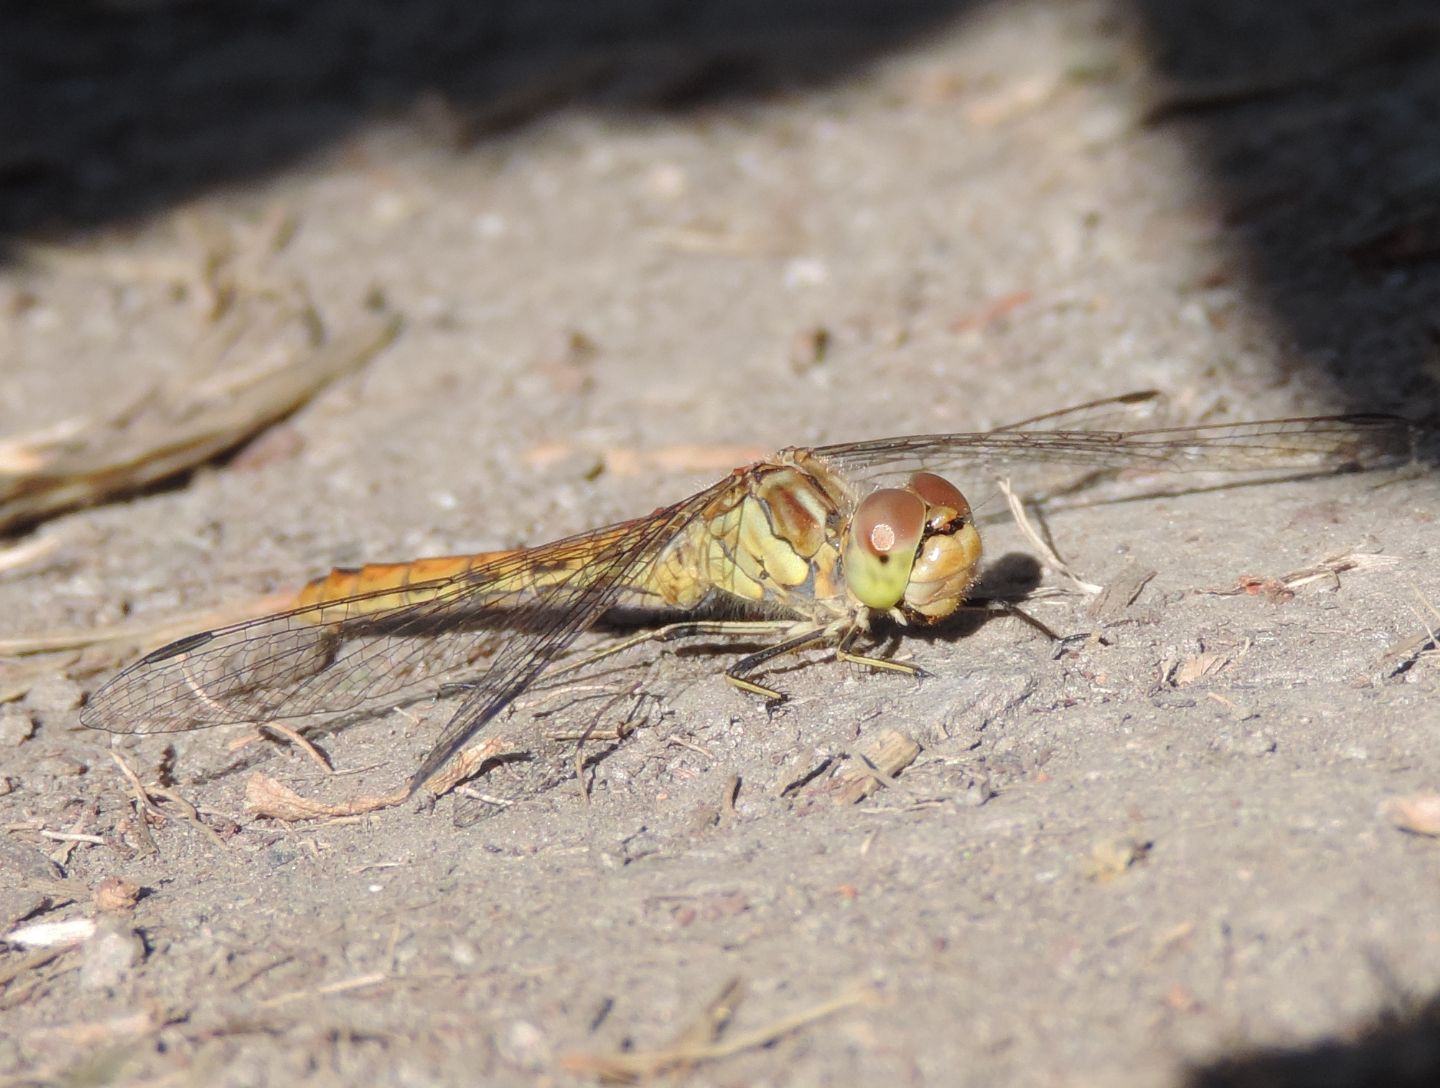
909;471;971;528
845;488;925;610
854;488;926;558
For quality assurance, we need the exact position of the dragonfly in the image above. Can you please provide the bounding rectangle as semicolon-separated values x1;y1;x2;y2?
80;393;1414;794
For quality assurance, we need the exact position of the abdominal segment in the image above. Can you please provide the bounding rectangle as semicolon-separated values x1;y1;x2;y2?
291;520;667;625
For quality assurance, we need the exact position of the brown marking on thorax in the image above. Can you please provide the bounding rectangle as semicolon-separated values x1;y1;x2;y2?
647;450;855;620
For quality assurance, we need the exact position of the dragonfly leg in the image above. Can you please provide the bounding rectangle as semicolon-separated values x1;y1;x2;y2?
724;628;836;701
429;620;797;702
834;626;927;680
961;598;1064;642
548;619;799;680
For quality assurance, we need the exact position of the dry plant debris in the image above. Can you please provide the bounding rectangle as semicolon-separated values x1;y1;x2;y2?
0;229;401;686
244;735;519;821
1380;583;1440;677
1379;794;1440;837
107;750;230;849
998;477;1103;595
3;211;400;535
1202;552;1403;600
4;916;96;950
0;303;399;535
815;727;922;806
561;976;881;1083
1084;835;1154;882
1170;650;1234;687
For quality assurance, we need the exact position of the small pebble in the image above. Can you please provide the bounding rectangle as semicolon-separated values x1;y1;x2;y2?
0;705;35;746
79;918;145;992
498;1020;549;1072
94;876;142;914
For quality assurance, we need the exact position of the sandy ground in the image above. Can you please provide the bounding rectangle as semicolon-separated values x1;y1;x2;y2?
3;2;1440;1085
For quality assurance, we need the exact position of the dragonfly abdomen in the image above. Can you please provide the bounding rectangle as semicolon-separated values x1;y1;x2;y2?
294;553;514;621
293;519;678;625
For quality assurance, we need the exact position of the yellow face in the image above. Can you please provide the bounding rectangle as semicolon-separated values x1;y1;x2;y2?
843;471;982;623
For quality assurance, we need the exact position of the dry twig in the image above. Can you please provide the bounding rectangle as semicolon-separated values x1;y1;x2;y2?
0;295;399;533
244;736;518;821
998;478;1102;594
817;728;922;806
562;978;880;1083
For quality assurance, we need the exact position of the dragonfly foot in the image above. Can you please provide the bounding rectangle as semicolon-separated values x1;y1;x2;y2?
725;671;786;702
836;646;926;682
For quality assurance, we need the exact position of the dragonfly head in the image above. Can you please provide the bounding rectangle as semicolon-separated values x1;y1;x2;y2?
843;471;981;624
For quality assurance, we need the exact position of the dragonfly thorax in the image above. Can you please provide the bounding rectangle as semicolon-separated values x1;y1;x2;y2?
843;470;981;625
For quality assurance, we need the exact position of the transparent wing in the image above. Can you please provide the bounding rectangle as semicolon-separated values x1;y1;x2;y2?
81;491;715;787
987;390;1168;432
814;412;1415;490
404;505;698;790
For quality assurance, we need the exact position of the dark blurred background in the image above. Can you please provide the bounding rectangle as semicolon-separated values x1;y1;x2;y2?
4;0;1438;413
